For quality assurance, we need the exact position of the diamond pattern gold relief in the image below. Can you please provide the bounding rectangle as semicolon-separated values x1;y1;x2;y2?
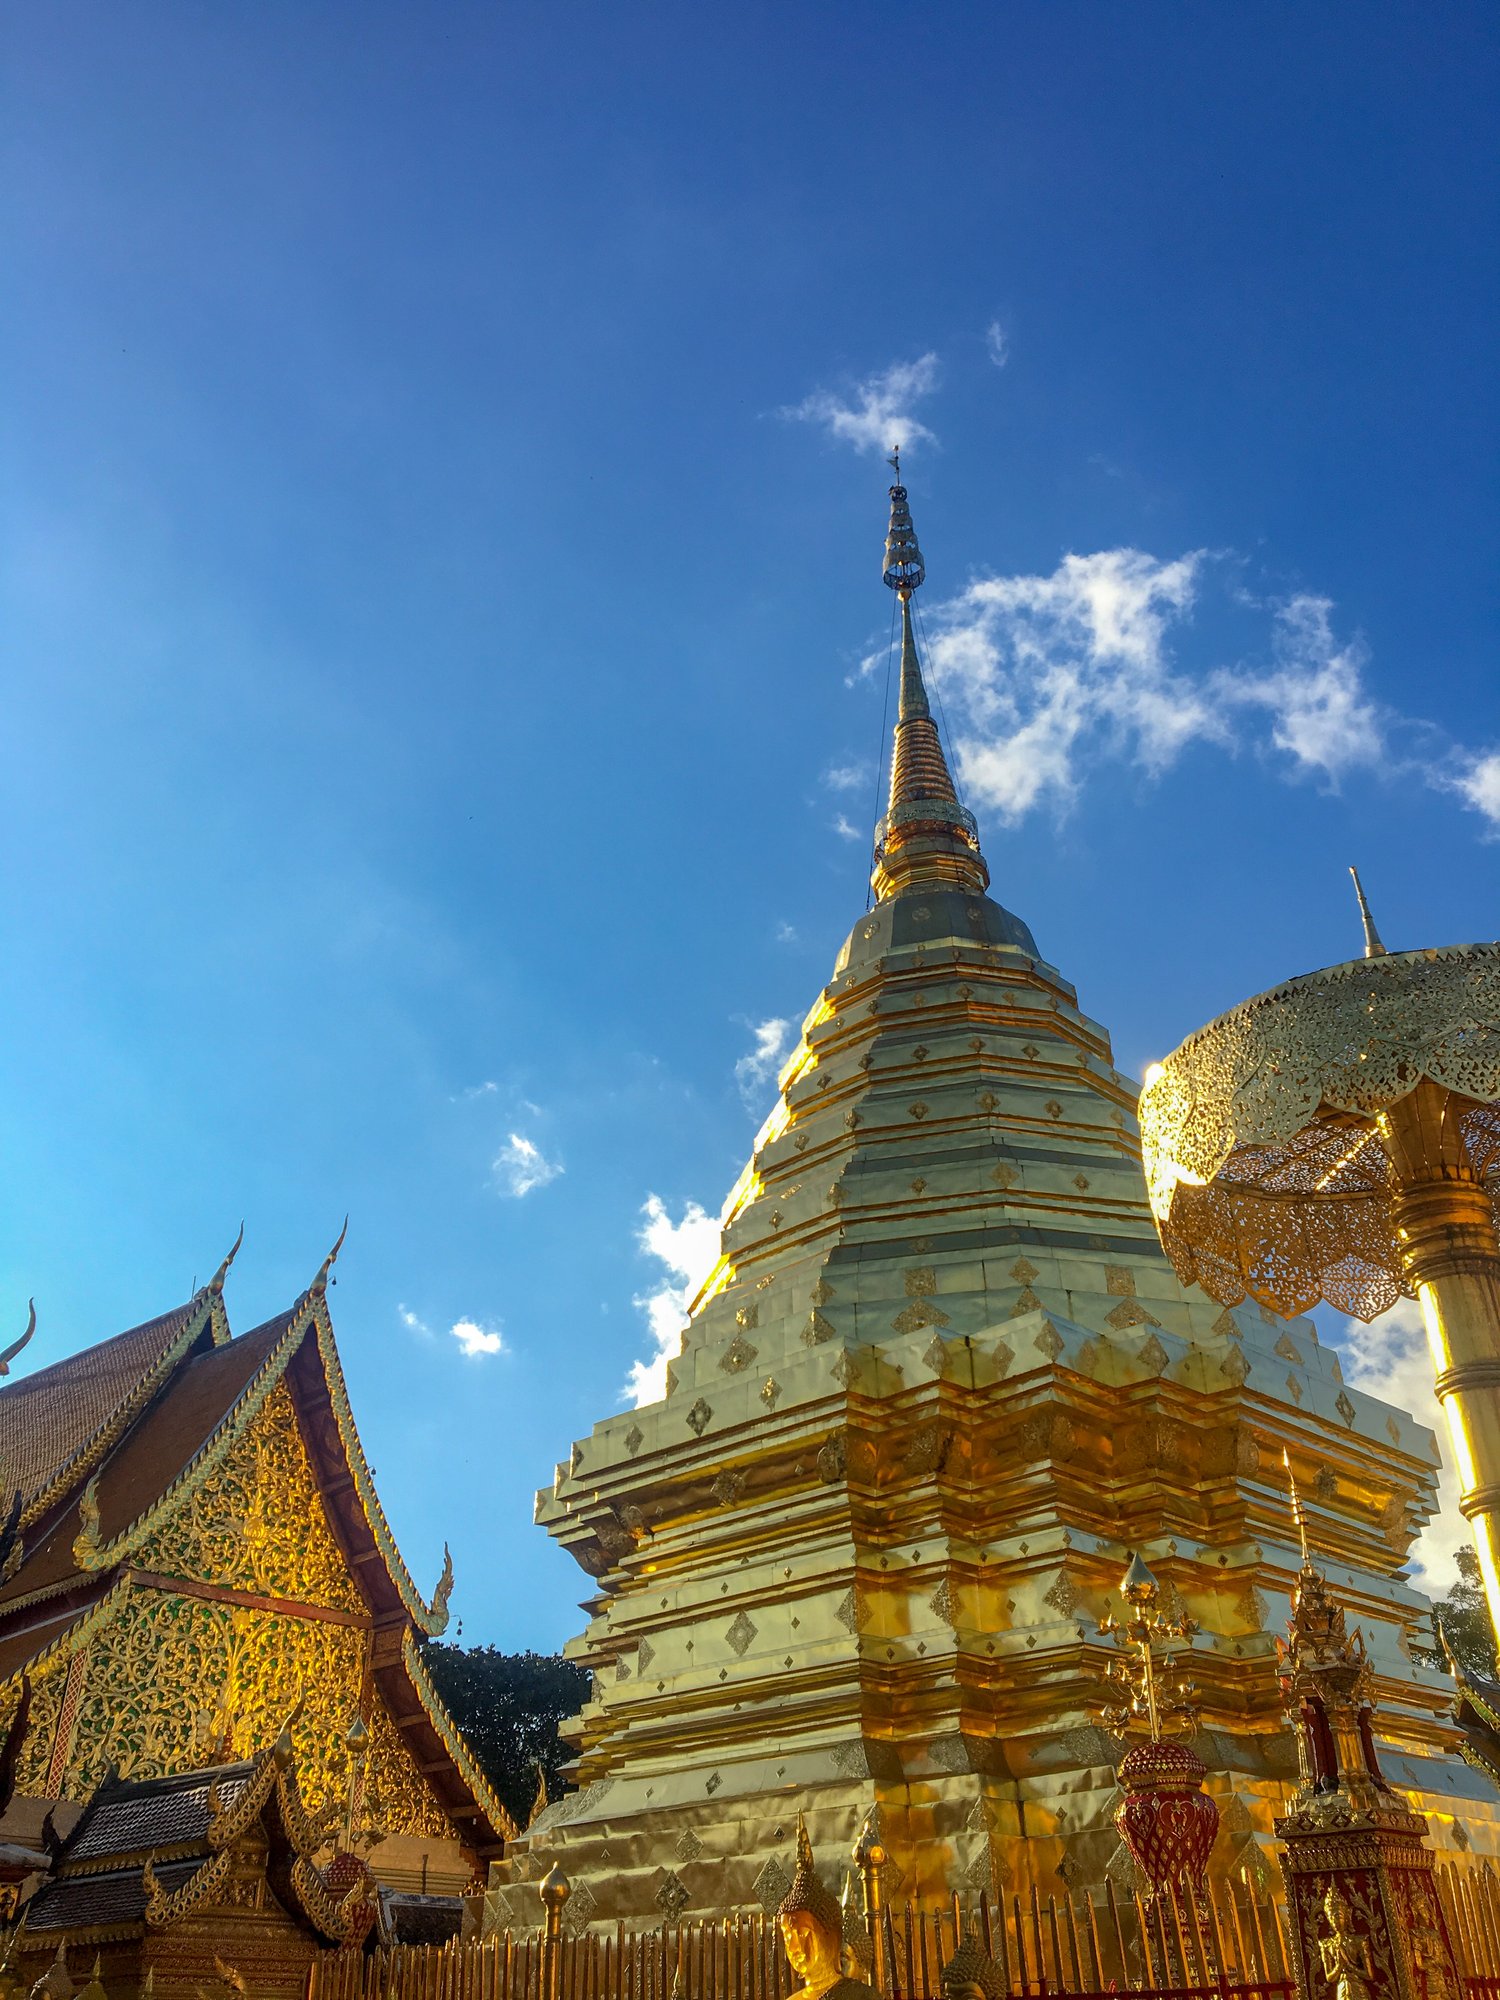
1009;1258;1038;1283
1211;1308;1241;1339
1336;1389;1358;1428
752;1858;791;1914
1043;1571;1077;1615
906;1267;938;1296
893;1298;950;1335
760;1377;781;1410
625;1424;644;1455
686;1398;714;1436
720;1335;758;1374
1104;1299;1160;1330
1009;1288;1043;1317
725;1611;757;1657
1034;1323;1065;1360
991;1164;1017;1188
712;1469;746;1507
908;1102;929;1120
1136;1334;1169;1374
802;1310;837;1346
1104;1267;1136;1297
1220;1346;1249;1386
655;1871;690;1920
675;1828;704;1863
810;1278;836;1306
736;1304;759;1332
1273;1333;1304;1365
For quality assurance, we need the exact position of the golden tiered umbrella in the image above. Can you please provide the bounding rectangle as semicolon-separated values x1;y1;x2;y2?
1137;874;1500;1628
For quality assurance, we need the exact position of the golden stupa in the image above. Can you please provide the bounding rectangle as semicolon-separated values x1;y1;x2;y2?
498;477;1499;1928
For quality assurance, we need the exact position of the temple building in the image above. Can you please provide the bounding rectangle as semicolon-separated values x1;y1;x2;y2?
505;478;1500;1924
0;1234;514;1904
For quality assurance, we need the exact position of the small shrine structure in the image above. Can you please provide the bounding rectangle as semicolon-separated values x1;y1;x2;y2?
1275;1531;1463;2000
13;1726;374;1996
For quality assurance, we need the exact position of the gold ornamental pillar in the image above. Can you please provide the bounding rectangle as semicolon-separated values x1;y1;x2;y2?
1383;1079;1500;1615
1136;896;1500;1635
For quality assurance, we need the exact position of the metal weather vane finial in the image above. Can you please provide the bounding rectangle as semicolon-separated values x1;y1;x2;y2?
882;467;925;601
1348;865;1387;958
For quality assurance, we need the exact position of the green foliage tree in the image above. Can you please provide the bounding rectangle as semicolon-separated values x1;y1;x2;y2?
421;1644;589;1830
1418;1546;1498;1679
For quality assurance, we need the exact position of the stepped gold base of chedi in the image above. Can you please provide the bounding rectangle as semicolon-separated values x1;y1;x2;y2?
491;484;1499;1931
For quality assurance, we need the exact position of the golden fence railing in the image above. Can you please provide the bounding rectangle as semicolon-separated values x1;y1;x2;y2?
308;1874;1319;2000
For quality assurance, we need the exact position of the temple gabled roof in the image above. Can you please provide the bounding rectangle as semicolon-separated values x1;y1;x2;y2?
0;1267;516;1855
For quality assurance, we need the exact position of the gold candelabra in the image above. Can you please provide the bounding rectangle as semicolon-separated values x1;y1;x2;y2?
1099;1554;1199;1741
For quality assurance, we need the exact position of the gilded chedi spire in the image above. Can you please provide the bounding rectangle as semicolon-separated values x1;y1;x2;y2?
872;470;988;903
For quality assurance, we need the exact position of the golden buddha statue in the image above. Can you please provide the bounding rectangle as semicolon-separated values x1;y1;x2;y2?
778;1819;880;2000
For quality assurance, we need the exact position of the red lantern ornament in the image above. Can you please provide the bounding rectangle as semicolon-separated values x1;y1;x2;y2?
1114;1737;1220;1902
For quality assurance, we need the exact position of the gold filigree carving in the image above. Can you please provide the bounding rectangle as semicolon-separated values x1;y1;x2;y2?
135;1384;364;1612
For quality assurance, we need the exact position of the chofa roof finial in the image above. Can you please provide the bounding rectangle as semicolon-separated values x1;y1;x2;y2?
209;1224;245;1297
1349;865;1387;959
310;1218;349;1298
0;1300;36;1377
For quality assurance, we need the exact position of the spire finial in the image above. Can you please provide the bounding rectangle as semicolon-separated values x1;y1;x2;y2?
871;475;987;902
1348;866;1387;958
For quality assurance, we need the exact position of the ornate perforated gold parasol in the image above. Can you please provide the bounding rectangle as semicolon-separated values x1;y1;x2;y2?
1138;883;1500;1625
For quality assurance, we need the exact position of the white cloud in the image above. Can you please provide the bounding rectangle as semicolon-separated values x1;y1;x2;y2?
492;1131;563;1198
734;1017;794;1104
781;353;940;454
626;1194;722;1405
1454;749;1500;831
401;1303;507;1359
922;548;1493;831
450;1317;507;1358
775;921;798;945
833;813;862;842
1217;595;1383;777
985;320;1009;368
824;762;867;792
1338;1300;1464;1596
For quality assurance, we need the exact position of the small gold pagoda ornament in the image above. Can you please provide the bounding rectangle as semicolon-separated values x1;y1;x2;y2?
1274;1518;1462;2000
1099;1554;1220;1901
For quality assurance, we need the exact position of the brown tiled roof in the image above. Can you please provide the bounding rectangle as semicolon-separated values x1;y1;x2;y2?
0;1316;294;1611
64;1762;255;1863
24;1857;198;1932
0;1301;210;1509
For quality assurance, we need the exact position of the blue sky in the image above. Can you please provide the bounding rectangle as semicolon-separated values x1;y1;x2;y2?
4;5;1497;1648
